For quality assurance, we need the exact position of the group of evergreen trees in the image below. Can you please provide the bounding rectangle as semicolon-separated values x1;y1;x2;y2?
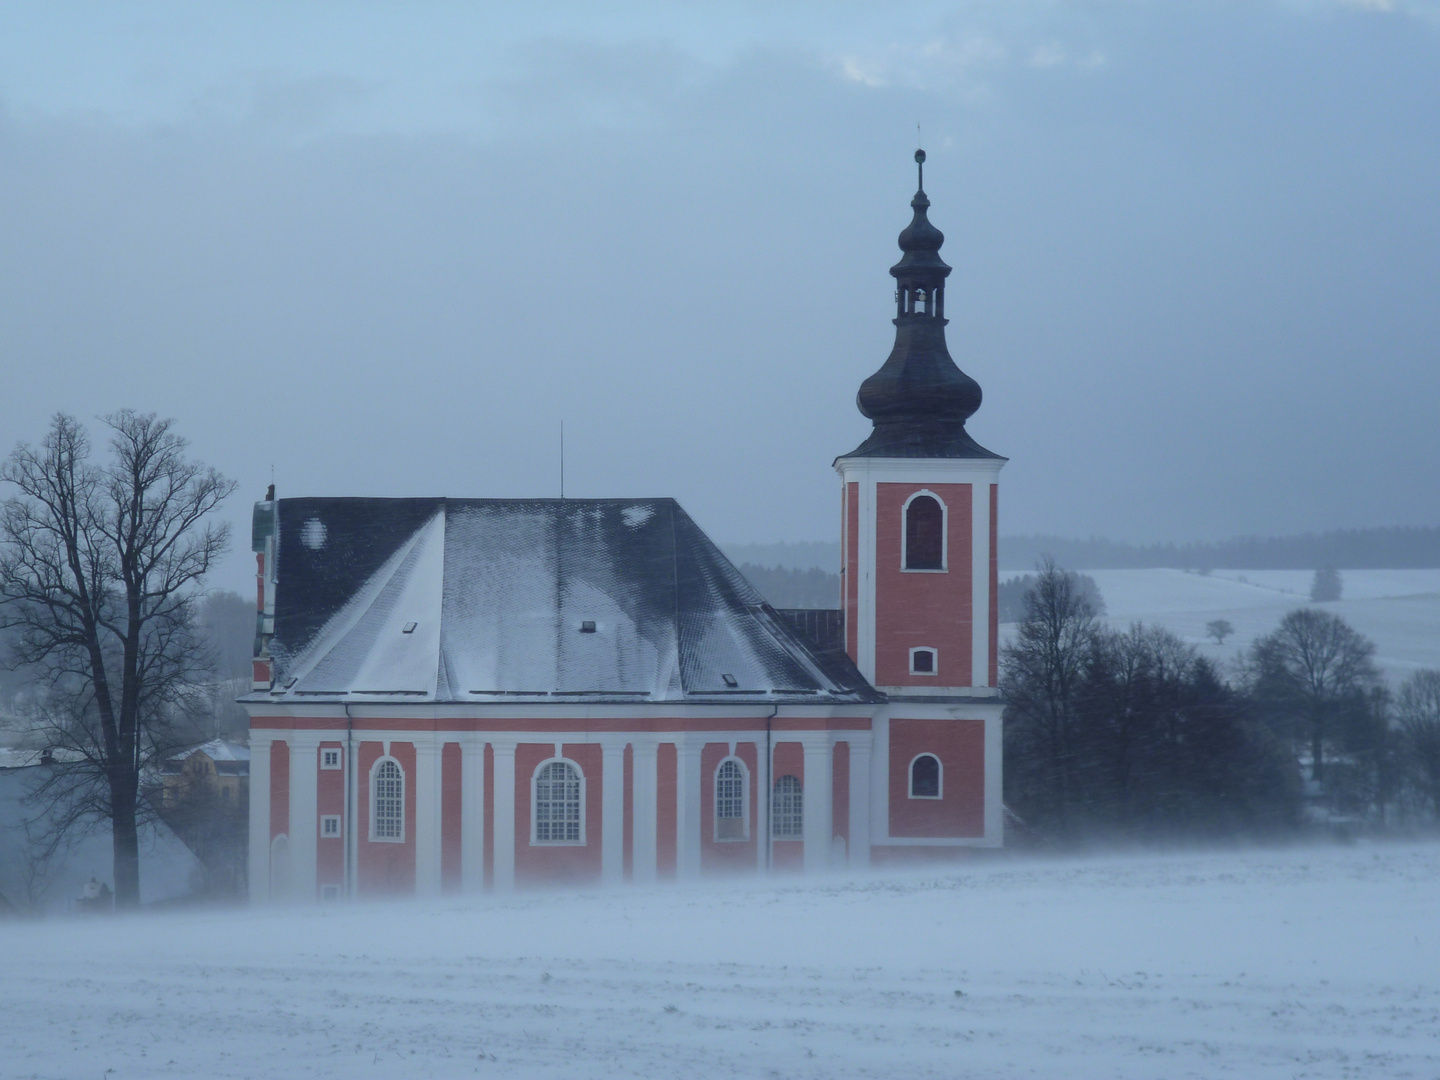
1002;562;1440;845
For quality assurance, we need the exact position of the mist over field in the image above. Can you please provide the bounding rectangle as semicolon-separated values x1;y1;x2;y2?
3;843;1438;1079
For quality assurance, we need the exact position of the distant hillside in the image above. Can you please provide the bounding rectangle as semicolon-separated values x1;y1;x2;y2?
1000;526;1440;571
728;526;1440;594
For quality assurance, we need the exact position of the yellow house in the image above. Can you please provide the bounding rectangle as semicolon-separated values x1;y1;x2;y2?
162;740;250;809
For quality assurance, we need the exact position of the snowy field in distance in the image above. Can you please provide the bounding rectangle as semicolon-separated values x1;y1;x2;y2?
1002;569;1440;682
2;842;1438;1079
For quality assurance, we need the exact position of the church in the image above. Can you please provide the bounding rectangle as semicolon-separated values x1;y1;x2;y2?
243;151;1007;900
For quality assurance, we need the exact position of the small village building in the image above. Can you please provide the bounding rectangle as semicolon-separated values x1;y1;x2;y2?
243;153;1007;900
160;739;250;810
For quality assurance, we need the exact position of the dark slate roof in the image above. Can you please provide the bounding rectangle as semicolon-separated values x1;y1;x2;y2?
252;498;883;706
775;608;873;694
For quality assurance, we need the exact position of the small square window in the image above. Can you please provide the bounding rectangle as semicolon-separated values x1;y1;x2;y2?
910;648;937;675
321;884;341;901
320;814;342;838
321;748;342;770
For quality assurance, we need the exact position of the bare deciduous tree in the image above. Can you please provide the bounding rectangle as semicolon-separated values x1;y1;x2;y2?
0;412;234;908
1396;669;1440;821
1206;619;1235;646
1246;608;1380;785
1001;558;1100;836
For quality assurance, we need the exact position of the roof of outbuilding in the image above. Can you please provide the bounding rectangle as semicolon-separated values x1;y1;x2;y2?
251;498;881;706
167;739;251;764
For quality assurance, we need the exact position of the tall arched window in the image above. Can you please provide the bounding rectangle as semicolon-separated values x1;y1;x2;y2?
909;753;942;799
715;758;747;841
534;760;583;843
772;775;803;839
904;494;944;570
371;758;404;841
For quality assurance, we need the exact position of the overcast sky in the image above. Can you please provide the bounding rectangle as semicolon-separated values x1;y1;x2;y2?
2;1;1437;588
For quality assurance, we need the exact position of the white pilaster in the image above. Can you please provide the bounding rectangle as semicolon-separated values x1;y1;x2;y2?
460;735;485;895
859;477;877;682
803;739;833;873
972;480;990;687
984;708;1004;846
871;712;890;843
632;739;658;883
754;737;770;871
414;737;443;897
601;741;626;885
675;739;703;879
491;740;516;891
288;734;320;902
247;734;272;904
847;735;872;868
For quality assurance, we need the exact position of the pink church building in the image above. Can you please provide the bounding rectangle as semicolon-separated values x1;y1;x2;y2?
244;151;1007;901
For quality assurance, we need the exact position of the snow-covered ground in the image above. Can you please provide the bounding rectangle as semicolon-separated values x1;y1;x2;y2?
2;842;1438;1079
1003;569;1440;682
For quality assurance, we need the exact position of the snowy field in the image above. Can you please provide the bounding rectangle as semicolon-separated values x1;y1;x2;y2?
3;842;1438;1079
1004;569;1440;682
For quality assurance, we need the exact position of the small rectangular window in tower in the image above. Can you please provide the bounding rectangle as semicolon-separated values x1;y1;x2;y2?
910;648;937;675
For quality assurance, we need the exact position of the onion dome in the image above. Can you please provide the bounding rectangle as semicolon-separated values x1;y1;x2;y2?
841;150;1002;460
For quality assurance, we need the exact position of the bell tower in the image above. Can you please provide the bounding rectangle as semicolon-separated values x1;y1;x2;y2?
837;150;1006;695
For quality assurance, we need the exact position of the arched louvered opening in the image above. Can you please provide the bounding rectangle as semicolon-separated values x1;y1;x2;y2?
904;494;944;570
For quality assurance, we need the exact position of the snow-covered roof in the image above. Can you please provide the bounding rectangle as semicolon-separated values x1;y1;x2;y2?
253;498;879;705
0;747;86;770
167;739;250;764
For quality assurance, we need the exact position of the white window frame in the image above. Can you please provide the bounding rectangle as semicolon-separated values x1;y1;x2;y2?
369;756;405;842
908;753;944;800
900;489;948;572
909;646;939;676
531;757;586;846
713;756;749;842
771;774;803;839
320;814;342;839
320;747;342;770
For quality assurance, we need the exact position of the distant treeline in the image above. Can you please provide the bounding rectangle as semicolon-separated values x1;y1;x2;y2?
737;564;839;609
1001;526;1440;571
722;541;839;573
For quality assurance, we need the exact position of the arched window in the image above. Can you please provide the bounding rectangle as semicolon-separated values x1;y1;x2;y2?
371;758;405;841
772;775;803;839
533;760;583;844
904;494;944;570
909;754;942;799
910;647;937;675
715;758;747;841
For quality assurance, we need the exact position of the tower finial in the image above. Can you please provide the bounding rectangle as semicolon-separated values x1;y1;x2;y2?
915;147;925;192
